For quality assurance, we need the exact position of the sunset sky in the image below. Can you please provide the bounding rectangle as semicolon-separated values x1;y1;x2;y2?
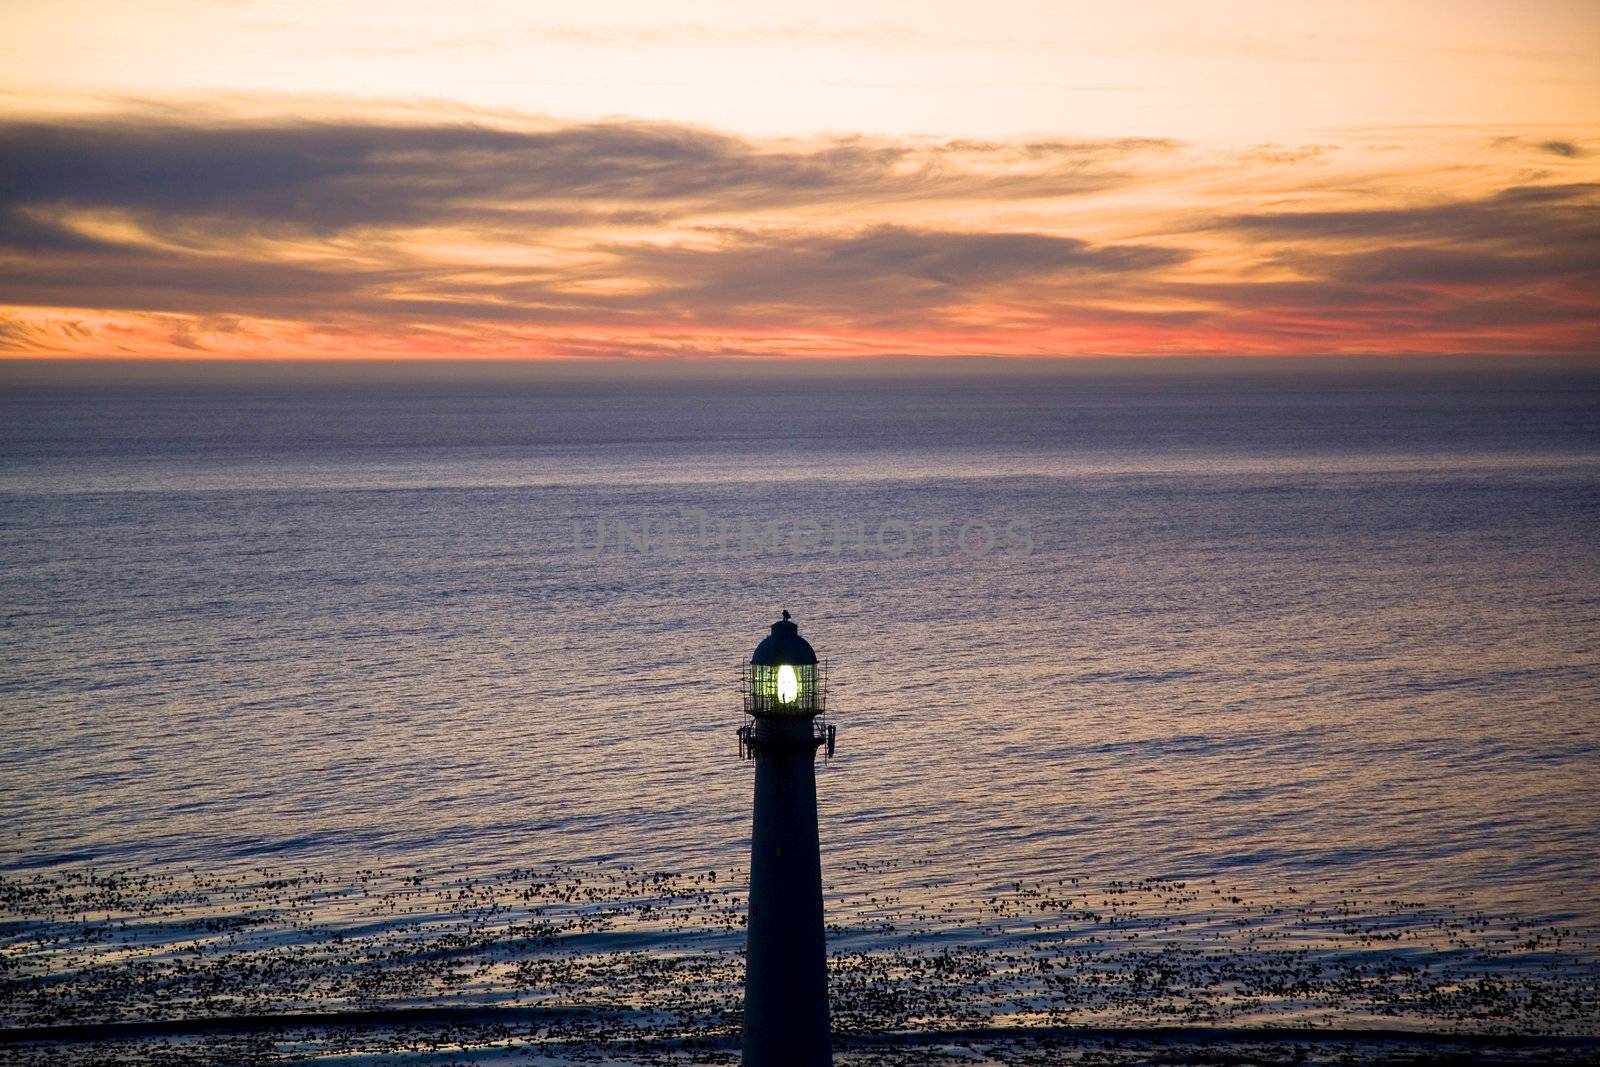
2;0;1597;359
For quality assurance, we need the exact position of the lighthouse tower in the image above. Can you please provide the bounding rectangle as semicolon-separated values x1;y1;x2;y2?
737;611;835;1067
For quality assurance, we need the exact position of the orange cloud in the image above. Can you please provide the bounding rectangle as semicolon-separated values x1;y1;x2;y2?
1;109;1596;359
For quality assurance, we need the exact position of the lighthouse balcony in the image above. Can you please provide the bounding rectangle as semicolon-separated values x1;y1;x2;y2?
738;717;836;761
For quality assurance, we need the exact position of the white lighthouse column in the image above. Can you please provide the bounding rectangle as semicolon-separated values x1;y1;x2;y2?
743;712;831;1066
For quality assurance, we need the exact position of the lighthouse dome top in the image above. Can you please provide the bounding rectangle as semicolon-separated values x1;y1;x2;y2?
751;610;818;666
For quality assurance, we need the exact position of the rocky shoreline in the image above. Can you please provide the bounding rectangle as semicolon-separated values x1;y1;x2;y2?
4;862;1596;1063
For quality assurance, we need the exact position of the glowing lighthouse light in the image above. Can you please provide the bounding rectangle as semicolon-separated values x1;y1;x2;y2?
777;664;799;704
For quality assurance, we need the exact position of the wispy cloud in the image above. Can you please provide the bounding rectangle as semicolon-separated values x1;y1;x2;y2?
0;118;1166;237
1;109;1596;358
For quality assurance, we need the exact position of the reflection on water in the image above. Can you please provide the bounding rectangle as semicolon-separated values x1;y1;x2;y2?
2;366;1598;1050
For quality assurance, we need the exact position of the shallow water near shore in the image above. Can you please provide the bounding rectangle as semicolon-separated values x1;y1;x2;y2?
3;360;1599;1058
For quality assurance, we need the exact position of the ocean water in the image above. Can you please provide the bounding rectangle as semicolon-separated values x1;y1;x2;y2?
2;359;1599;1050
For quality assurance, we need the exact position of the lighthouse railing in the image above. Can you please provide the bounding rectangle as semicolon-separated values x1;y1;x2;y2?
736;717;836;761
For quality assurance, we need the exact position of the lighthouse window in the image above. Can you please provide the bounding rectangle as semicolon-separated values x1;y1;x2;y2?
747;661;821;714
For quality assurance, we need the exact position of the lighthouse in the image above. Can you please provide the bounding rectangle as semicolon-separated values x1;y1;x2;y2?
737;611;835;1066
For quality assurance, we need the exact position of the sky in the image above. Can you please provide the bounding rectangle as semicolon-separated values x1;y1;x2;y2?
1;0;1597;359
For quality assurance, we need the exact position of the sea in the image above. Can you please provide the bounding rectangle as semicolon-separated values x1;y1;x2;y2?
2;357;1598;1062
